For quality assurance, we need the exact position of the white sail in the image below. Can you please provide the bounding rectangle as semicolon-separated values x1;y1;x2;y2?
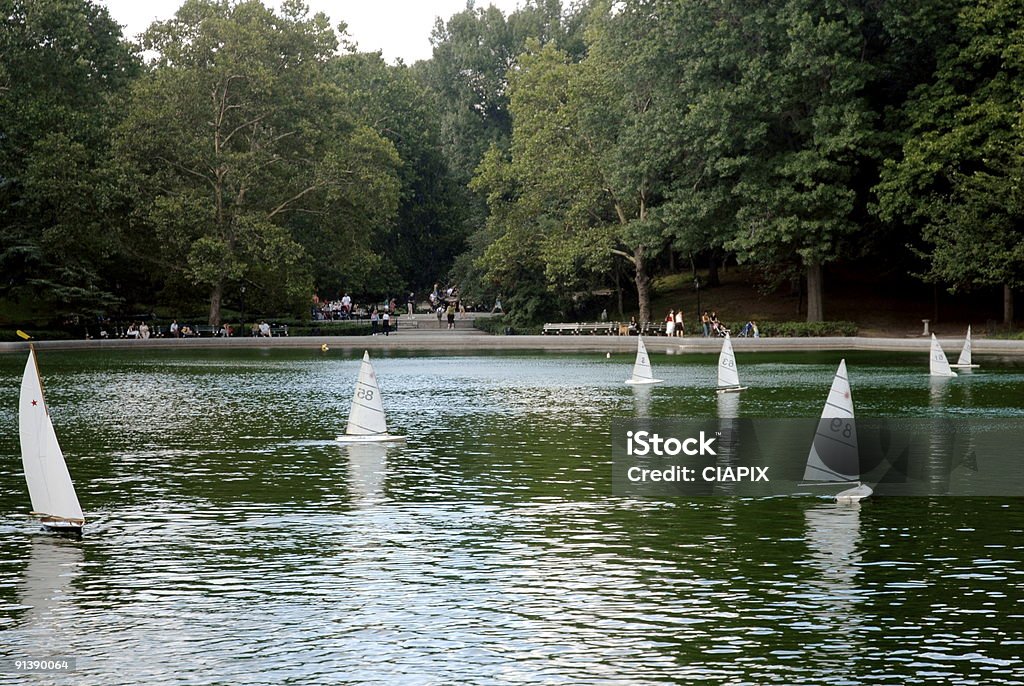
624;336;663;385
716;335;744;391
952;326;979;368
803;359;859;483
929;334;957;377
344;351;389;436
957;326;972;366
19;349;85;527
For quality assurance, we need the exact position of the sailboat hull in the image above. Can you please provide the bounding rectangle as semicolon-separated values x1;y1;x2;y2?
715;385;747;394
336;434;406;444
950;364;979;369
625;378;663;385
835;483;873;504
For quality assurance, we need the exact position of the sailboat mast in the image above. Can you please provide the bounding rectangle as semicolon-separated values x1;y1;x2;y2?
28;344;48;412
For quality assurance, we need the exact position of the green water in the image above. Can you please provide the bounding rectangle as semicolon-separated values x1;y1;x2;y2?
0;349;1022;684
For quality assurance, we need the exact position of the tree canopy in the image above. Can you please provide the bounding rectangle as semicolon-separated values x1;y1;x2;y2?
2;0;1021;328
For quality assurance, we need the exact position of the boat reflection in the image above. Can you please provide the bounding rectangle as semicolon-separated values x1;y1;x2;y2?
801;503;867;649
343;443;389;505
629;383;653;418
17;536;83;633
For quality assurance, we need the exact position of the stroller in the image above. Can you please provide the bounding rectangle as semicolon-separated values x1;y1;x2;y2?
712;321;730;337
737;321;759;338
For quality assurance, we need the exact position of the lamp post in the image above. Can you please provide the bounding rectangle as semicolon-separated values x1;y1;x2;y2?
694;277;701;333
240;285;246;337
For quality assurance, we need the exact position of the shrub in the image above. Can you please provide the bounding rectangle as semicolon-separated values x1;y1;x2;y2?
473;316;541;335
728;321;858;337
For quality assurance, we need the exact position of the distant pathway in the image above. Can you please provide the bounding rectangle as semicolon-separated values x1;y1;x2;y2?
3;333;1023;356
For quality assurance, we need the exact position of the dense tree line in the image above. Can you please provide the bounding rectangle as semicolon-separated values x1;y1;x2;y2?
1;0;1021;327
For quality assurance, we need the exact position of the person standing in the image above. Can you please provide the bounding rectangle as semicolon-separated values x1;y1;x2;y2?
446;302;456;329
701;311;711;337
674;309;684;337
370;309;379;335
170;319;179;338
382;311;391;336
665;310;675;337
407;292;415;316
436;304;444;328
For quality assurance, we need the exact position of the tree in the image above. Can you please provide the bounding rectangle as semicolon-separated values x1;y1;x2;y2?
0;0;138;315
719;0;876;322
471;2;693;323
424;0;583;187
876;0;1024;324
117;0;400;324
328;52;467;294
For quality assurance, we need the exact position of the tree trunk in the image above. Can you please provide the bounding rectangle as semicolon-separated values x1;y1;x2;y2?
707;253;720;287
635;246;652;323
615;263;624;320
806;258;823;323
209;281;223;326
1005;283;1015;326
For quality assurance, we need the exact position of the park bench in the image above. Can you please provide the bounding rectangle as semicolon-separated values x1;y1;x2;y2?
577;322;616;335
542;323;580;335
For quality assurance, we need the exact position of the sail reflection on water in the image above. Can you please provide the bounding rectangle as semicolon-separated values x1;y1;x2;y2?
800;503;867;651
17;537;83;644
343;443;389;505
715;391;741;494
630;383;653;419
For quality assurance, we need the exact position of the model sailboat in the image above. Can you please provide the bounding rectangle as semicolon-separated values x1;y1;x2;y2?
624;336;663;385
19;347;85;533
336;351;405;443
950;326;980;369
929;334;957;377
716;335;747;393
803;359;872;503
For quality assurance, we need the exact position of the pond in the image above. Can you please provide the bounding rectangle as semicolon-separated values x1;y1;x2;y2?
0;348;1022;684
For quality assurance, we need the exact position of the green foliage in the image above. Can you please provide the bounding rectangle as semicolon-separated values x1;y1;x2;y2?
327;53;468;293
875;0;1024;319
116;0;401;323
472;315;541;335
6;0;1023;331
0;0;139;314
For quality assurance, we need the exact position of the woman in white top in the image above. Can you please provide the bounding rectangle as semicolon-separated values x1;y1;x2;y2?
665;310;676;337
